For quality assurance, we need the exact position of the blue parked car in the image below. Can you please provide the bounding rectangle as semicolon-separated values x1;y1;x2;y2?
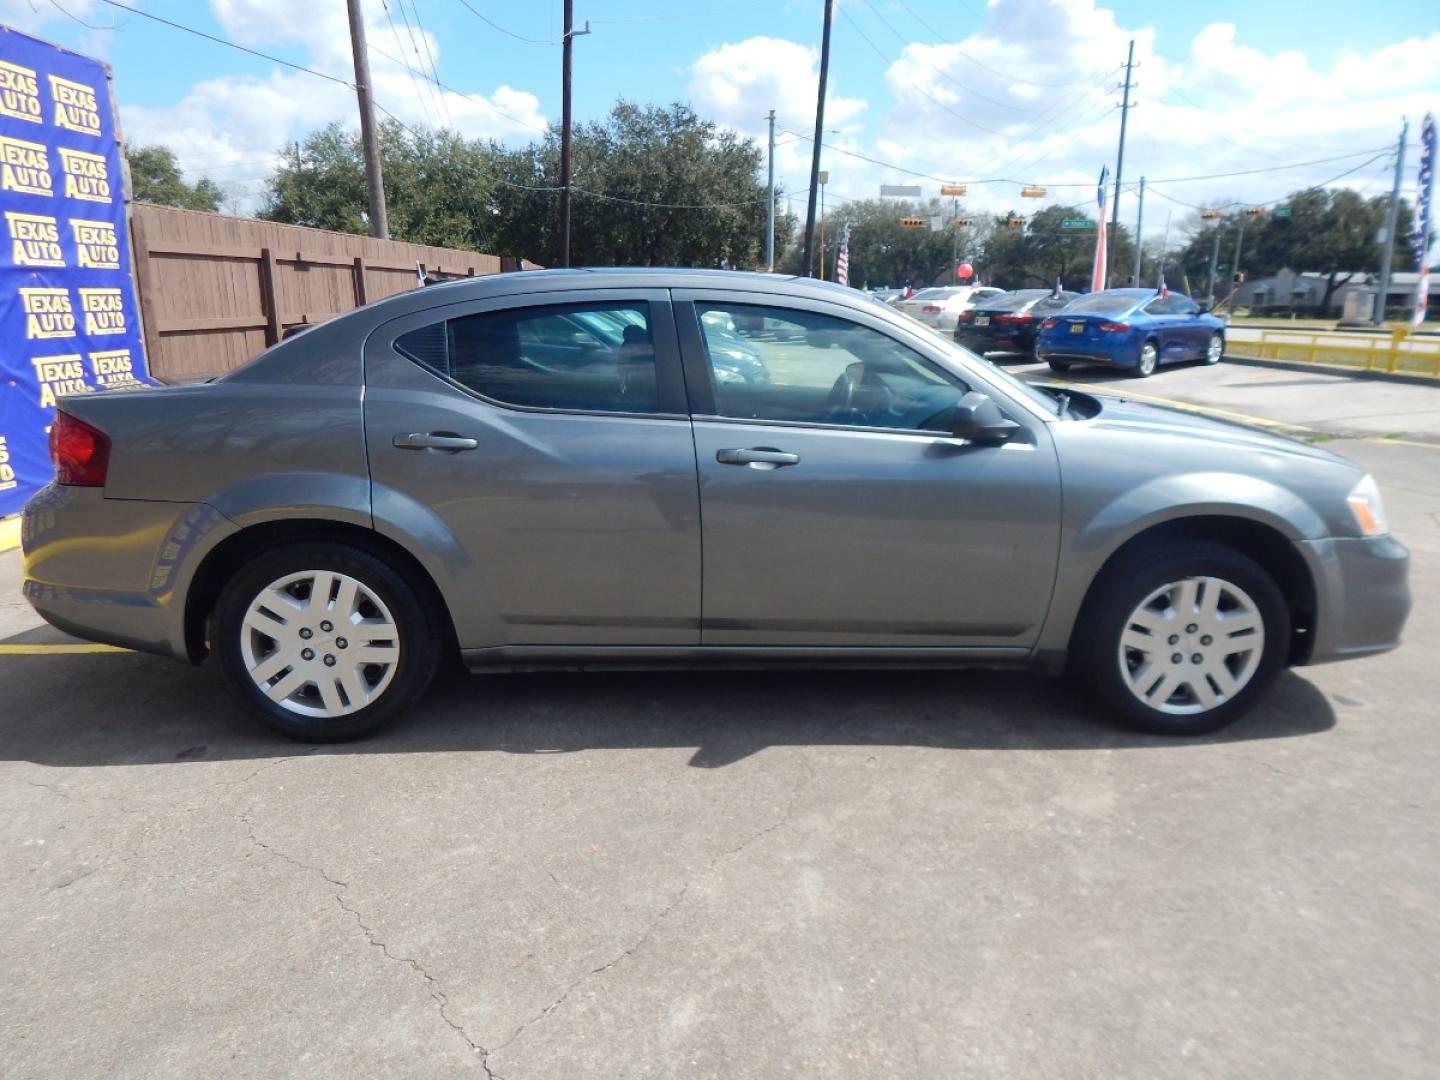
1035;288;1225;377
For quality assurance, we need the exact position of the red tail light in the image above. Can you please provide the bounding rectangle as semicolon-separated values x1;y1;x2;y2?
1097;322;1130;332
1040;318;1058;329
921;304;941;313
994;313;1033;324
49;410;110;487
958;310;975;322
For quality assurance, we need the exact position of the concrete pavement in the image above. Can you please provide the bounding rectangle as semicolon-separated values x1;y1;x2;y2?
1;374;1437;1078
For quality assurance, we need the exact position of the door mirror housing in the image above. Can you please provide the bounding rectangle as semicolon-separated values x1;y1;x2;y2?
1195;302;1211;314
950;391;1021;445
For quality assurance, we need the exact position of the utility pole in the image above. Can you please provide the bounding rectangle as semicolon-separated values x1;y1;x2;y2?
801;0;835;278
1374;119;1409;324
765;109;776;271
951;195;960;279
1107;39;1135;288
1131;176;1144;285
1206;228;1222;304
345;0;388;239
1225;223;1246;310
559;0;575;267
818;171;828;279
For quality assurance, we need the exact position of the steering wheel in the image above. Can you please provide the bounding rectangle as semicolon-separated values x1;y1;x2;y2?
824;365;894;425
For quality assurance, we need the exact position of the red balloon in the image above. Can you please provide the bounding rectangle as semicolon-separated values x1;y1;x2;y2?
956;262;974;280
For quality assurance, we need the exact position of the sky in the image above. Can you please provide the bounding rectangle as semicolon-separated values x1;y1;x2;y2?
2;0;1437;247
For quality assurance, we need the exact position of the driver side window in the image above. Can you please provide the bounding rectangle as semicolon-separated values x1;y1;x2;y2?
694;303;968;432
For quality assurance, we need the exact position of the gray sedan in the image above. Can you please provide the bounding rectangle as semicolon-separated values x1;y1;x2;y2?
20;269;1409;740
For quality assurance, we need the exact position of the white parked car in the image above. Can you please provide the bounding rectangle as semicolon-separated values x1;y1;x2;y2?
896;286;1006;331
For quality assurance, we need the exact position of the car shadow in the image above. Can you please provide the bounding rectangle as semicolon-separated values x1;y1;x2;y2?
0;647;1336;770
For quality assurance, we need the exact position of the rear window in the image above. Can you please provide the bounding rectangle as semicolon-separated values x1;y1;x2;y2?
977;291;1048;312
1064;293;1140;316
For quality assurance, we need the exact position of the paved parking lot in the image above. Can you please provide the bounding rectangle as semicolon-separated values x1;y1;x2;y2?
2;365;1437;1078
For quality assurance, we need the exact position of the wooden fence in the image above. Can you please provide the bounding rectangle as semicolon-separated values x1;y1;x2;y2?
129;203;527;382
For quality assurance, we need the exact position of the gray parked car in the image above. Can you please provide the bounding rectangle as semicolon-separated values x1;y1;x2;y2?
21;269;1409;741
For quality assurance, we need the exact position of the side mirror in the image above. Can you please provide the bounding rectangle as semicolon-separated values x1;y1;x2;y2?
1195;302;1211;314
951;391;1021;445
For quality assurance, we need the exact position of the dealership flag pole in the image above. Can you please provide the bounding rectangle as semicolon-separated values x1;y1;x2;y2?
1090;166;1109;292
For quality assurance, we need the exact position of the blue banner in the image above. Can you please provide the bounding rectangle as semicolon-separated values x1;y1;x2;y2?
0;26;152;517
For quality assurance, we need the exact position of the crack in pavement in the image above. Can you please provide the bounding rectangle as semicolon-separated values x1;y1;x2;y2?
237;813;493;1070
486;754;817;1069
335;895;494;1072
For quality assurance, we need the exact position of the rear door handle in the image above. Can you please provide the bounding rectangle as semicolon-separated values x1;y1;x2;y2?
393;432;479;451
716;447;800;469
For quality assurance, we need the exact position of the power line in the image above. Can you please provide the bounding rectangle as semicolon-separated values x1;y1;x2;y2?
1143;151;1393;212
94;0;353;86
393;0;449;125
382;0;436;129
367;41;549;134
452;0;561;45
855;0;1052;114
403;0;450;127
590;0;766;24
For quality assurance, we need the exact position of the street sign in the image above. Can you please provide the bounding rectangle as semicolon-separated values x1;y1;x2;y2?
881;184;922;197
1060;218;1093;229
940;184;967;196
818;170;829;185
1273;205;1291;218
898;217;926;229
1020;186;1046;198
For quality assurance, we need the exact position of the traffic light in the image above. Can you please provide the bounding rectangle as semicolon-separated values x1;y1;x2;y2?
1233;271;1246;283
1245;207;1266;217
1006;216;1024;229
953;218;972;227
1200;210;1221;220
898;217;926;229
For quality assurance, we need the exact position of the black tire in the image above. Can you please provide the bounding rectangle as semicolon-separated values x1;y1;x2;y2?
1072;541;1290;736
215;542;443;741
1047;359;1072;373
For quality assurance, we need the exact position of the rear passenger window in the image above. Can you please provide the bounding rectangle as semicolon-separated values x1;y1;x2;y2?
394;302;662;413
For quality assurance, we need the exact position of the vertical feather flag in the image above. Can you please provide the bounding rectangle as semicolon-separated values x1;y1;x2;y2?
836;224;851;287
1091;166;1109;292
1414;113;1435;328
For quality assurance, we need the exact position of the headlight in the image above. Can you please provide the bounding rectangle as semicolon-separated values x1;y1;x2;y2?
1346;474;1389;537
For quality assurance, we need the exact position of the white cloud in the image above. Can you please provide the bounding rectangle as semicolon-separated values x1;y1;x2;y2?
716;0;1437;243
116;0;546;210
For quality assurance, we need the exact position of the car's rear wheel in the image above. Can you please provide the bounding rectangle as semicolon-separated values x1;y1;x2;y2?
1074;542;1290;736
1204;332;1224;364
1047;359;1072;373
215;542;442;741
1133;340;1158;378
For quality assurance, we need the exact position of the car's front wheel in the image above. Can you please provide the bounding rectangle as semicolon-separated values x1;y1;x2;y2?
1204;332;1224;364
215;542;442;741
1074;542;1290;736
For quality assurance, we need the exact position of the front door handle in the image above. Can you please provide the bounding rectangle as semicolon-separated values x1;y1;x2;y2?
393;432;479;451
716;447;800;469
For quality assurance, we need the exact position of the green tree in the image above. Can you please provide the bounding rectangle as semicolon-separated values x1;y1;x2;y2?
259;121;500;250
489;101;782;268
794;198;961;288
126;144;222;211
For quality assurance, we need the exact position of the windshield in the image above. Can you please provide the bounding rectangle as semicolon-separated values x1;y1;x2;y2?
1064;293;1140;316
933;335;1068;415
978;290;1048;312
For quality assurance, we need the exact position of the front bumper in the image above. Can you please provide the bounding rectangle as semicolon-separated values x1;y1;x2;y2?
21;484;236;661
1295;534;1410;664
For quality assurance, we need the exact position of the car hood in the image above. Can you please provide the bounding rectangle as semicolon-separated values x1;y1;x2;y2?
1080;391;1356;467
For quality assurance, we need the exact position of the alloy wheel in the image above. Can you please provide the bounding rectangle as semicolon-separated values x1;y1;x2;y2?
239;570;401;718
1116;575;1265;715
1137;343;1158;376
1206;333;1224;364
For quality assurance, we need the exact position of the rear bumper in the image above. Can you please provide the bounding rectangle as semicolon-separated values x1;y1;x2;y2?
955;329;1037;353
1296;534;1410;664
20;484;236;661
1035;344;1137;367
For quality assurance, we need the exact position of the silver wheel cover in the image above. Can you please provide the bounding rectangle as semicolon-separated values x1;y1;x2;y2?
240;570;400;718
1138;343;1157;374
1207;334;1223;363
1117;576;1265;715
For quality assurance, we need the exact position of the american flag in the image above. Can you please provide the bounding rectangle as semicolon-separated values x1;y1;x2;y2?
1156;272;1168;300
835;224;852;287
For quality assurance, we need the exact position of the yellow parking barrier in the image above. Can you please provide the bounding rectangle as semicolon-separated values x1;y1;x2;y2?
0;515;20;554
1226;325;1440;377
